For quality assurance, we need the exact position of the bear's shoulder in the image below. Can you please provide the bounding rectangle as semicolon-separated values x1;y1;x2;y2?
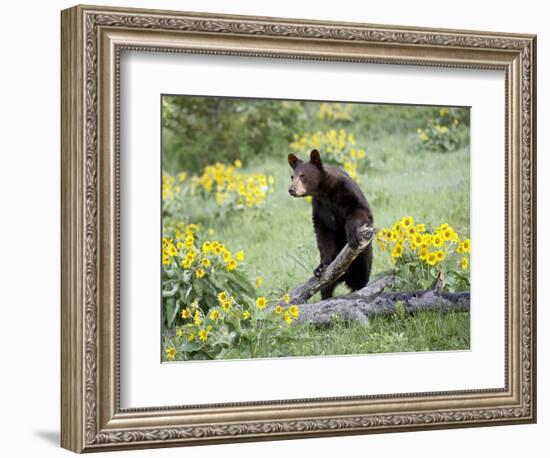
323;166;368;202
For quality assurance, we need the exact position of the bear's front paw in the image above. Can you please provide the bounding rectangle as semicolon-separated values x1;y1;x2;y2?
347;230;361;250
314;263;328;278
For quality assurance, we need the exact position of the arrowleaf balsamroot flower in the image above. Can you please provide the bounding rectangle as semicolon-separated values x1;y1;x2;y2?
377;216;470;271
165;346;176;360
256;297;267;310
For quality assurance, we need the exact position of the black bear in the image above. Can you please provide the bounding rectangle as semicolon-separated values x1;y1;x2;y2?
288;149;373;299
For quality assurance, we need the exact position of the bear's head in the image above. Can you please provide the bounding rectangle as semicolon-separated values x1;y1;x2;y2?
287;149;324;198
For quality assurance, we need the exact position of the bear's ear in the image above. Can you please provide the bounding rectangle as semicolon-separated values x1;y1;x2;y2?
310;149;323;169
288;153;301;170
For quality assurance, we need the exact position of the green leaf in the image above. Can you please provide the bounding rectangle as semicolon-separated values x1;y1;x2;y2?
165;298;177;327
180;340;201;352
182;270;192;284
162;283;179;298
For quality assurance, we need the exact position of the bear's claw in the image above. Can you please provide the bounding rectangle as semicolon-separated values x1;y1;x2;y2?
314;263;328;277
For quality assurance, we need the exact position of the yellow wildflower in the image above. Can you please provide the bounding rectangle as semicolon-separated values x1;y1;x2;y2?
289;305;299;319
193;310;202;326
283;313;293;325
256;297;267;310
274;305;284;314
441;227;457;241
392;244;404;259
209;309;221;321
401;216;414;228
165;346;176;360
243;310;251;320
221;300;231;313
226;259;238;271
198;328;209;342
235;250;245;262
181;308;191;319
183;235;194;249
201;258;211;268
256;276;263;287
461;256;469;269
427;252;438;266
196;268;205;279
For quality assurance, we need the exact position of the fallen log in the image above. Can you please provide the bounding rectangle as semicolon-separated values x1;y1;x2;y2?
282;224;470;326
295;275;470;326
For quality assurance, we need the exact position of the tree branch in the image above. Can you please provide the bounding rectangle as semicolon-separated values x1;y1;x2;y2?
284;225;375;305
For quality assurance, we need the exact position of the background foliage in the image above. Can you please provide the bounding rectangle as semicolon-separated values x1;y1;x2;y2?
162;96;469;173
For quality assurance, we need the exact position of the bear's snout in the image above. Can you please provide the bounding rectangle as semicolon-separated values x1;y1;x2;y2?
288;186;298;197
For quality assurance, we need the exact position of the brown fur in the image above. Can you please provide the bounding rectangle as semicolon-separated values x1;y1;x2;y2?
288;150;373;299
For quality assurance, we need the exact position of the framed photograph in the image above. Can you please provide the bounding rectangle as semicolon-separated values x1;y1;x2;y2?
61;4;537;453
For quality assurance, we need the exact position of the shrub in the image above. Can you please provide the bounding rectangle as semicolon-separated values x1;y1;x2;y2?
317;102;353;122
162;162;275;222
162;223;305;360
162;222;255;330
290;128;368;180
415;107;469;153
162;293;304;361
190;161;274;211
162;96;303;173
376;216;470;291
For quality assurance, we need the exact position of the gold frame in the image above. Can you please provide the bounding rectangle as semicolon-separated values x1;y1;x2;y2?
61;4;537;453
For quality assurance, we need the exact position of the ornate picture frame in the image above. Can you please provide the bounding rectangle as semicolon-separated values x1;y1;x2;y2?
61;4;536;453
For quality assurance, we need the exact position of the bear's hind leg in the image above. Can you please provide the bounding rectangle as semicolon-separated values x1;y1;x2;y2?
321;282;338;299
344;245;373;291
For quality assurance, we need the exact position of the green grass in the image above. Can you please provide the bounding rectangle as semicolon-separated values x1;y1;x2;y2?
170;130;470;356
295;311;470;357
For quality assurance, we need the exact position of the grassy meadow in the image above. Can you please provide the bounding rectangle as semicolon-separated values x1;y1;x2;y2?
161;97;470;360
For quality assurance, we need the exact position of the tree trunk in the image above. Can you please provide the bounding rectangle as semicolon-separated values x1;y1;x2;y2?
295;274;470;326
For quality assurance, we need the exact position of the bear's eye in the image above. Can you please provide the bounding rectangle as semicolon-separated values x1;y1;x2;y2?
290;175;293;180
299;174;307;181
